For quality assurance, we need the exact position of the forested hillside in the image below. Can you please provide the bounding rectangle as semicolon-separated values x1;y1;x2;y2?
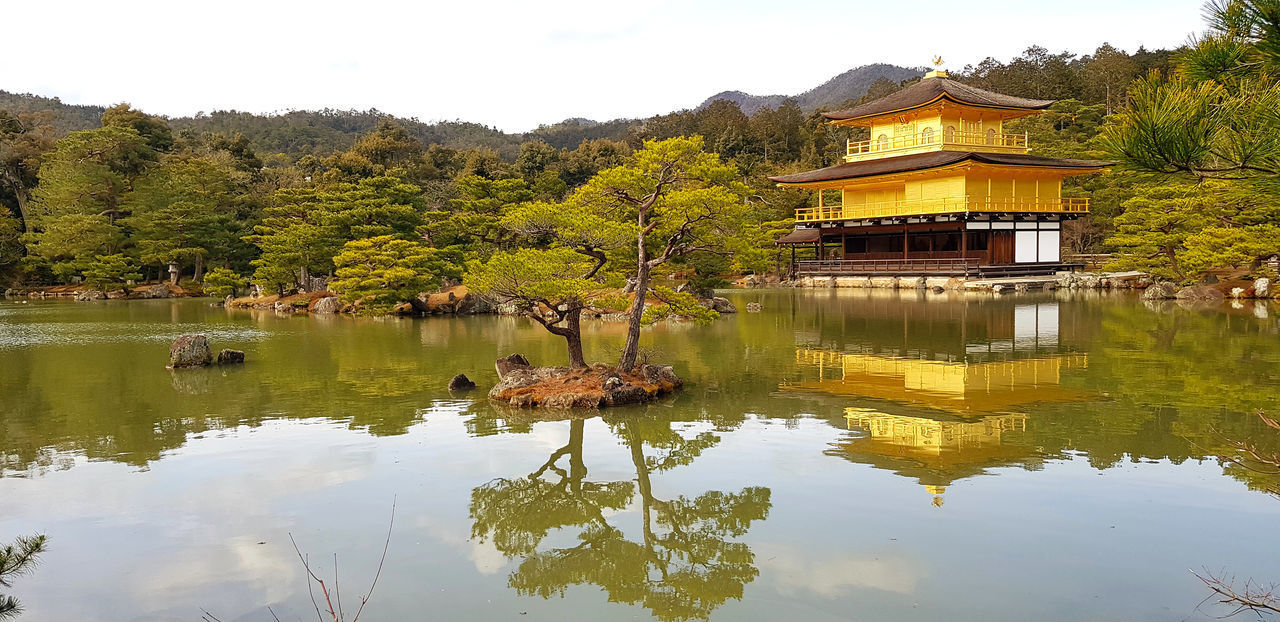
10;40;1274;297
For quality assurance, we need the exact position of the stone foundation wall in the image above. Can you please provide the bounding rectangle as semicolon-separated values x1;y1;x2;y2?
794;275;967;290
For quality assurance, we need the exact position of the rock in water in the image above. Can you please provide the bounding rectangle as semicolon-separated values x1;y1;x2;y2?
448;374;476;391
640;364;684;389
1141;282;1177;300
604;383;648;406
169;334;212;368
1176;285;1225;302
216;349;245;365
313;296;341;314
1254;277;1272;298
495;353;531;380
746;302;762;312
710;297;738;313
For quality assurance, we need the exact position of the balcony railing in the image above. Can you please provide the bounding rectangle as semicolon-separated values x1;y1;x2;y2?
795;196;1089;223
847;130;1028;157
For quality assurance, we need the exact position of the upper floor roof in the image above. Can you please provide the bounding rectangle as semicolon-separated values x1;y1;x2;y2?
824;74;1054;126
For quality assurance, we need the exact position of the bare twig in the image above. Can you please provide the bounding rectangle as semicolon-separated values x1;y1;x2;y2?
290;536;335;622
1194;567;1280;617
351;497;396;622
335;552;343;622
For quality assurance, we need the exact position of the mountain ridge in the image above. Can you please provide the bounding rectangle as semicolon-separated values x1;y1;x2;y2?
1;63;927;158
696;63;926;114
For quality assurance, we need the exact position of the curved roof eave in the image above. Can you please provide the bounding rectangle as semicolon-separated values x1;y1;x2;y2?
768;152;1112;187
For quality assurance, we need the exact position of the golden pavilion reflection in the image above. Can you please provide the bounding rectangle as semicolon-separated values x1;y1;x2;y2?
787;349;1089;414
784;301;1097;503
841;408;1034;505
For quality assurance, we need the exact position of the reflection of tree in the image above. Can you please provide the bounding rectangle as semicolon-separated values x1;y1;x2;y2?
470;417;771;621
471;419;634;556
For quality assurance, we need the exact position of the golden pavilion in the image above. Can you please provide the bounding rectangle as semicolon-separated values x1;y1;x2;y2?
774;69;1110;277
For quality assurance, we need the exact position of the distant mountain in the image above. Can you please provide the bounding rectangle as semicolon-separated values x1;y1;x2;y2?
696;91;789;116
696;63;926;115
0;91;104;132
0;91;636;159
2;64;925;159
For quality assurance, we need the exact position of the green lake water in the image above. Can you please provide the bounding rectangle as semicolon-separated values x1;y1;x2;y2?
2;290;1279;621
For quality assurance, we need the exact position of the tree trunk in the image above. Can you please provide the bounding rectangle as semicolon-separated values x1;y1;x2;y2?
564;306;587;368
620;217;650;370
193;255;204;283
12;187;32;234
619;262;649;371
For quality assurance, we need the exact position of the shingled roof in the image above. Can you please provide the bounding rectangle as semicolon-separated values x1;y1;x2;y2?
824;76;1054;122
769;151;1110;185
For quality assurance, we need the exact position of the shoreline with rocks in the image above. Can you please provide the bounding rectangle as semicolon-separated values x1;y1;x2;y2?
5;282;197;301
223;285;741;319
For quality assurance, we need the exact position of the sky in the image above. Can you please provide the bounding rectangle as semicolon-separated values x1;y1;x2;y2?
3;0;1204;133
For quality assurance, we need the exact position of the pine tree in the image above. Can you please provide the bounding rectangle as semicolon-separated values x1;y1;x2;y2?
0;534;47;620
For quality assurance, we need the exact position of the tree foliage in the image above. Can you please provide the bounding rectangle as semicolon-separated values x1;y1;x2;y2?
246;176;424;294
1105;179;1280;280
330;235;447;312
0;534;47;620
202;267;245;298
572;136;750;369
82;253;142;290
30;125;152;225
1103;0;1280;178
467;247;612;367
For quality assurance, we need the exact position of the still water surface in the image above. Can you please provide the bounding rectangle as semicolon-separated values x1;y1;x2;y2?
2;290;1279;621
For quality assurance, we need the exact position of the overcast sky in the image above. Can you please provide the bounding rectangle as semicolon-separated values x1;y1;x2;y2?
4;0;1203;132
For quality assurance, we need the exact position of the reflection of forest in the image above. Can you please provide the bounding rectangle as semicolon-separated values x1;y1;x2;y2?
4;293;1280;500
468;415;771;622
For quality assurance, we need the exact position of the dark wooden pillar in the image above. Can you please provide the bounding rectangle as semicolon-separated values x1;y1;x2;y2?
903;224;909;259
